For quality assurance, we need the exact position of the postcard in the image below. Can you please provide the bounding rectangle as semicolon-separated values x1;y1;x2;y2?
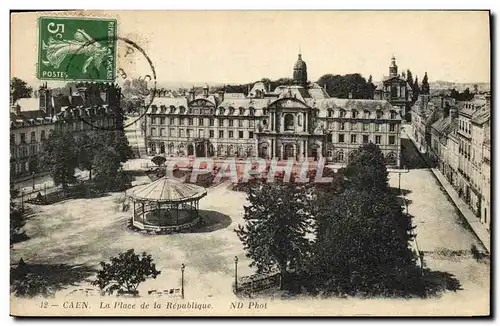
9;10;491;317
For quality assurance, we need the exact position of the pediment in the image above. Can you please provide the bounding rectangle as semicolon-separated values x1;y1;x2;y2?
268;98;309;109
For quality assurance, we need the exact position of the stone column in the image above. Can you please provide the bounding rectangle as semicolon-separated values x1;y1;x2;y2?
317;142;323;160
293;143;297;161
279;143;284;160
304;139;308;159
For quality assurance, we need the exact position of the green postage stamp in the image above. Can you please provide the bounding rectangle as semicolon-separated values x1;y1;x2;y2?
37;16;117;82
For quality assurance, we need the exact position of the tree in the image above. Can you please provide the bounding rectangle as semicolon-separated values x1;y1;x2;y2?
317;73;371;99
75;132;99;180
10;77;33;103
307;188;417;296
413;76;420;99
151;155;167;167
91;249;161;296
10;187;27;246
92;147;123;191
100;131;134;163
344;143;389;193
421;72;430;95
42;129;78;191
406;70;414;90
235;183;313;290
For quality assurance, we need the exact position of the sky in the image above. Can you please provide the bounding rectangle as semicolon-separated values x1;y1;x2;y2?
10;11;491;88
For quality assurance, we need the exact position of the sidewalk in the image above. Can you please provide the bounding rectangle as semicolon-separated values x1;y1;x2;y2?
431;167;490;252
404;129;490;252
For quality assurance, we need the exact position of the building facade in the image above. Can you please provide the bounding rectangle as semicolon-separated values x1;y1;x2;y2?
427;95;491;231
145;54;402;167
10;82;123;179
374;56;414;120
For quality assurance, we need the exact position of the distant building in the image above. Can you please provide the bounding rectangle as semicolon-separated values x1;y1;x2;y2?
374;56;414;120
144;53;402;167
10;83;123;179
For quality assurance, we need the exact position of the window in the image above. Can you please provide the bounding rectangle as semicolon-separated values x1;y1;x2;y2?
198;129;204;138
375;135;381;144
239;131;244;138
160;128;165;136
30;131;36;143
363;123;369;132
376;110;383;119
170;117;175;125
351;134;357;144
218;118;224;127
340;122;345;130
249;120;255;128
389;124;396;132
198;118;204;126
219;130;224;138
40;130;46;141
169;129;175;137
151;117;156;125
183;118;188;125
187;129;193;137
339;110;346;118
351;123;357;131
160;117;165;125
363;135;369;143
390;111;397;119
238;120;244;127
374;123;380;131
389;135;395;145
188;118;193;126
249;131;254;139
229;119;234;127
339;134;345;143
151;128;157;136
229;130;234;138
209;118;214;126
239;108;245;115
352;110;358;118
20;133;26;144
209;130;214;138
364;110;370;119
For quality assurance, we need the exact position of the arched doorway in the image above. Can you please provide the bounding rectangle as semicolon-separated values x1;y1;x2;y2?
196;142;206;157
208;144;215;157
310;143;319;161
217;145;224;157
227;146;235;157
160;142;165;154
258;142;268;159
187;144;194;156
237;146;245;158
283;144;295;160
336;150;344;163
150;142;156;154
247;145;255;157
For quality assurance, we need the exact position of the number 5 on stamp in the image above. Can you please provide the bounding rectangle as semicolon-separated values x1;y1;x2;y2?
37;16;117;82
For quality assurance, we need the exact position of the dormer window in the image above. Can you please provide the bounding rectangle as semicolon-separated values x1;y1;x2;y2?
328;109;333;118
229;107;235;115
239;108;245;115
376;110;383;119
219;107;225;115
263;109;268;116
352;110;359;118
179;107;186;114
249;108;255;116
170;106;176;114
339;110;346;118
390;111;397;119
364;110;370;119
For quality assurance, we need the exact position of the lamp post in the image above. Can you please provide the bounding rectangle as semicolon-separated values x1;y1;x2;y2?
180;263;185;299
32;171;35;190
234;256;239;293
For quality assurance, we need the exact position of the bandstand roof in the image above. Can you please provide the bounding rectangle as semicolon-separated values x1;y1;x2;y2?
126;177;207;203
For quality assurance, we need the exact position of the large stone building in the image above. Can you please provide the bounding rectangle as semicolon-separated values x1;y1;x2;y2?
10;82;123;178
145;54;402;167
374;56;414;120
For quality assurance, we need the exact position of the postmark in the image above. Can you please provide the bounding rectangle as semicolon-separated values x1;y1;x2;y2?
58;35;157;131
38;16;117;82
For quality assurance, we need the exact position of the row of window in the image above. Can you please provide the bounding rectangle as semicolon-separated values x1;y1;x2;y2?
150;128;254;140
327;122;398;132
328;134;396;146
11;130;48;145
459;119;471;134
327;109;399;120
11;144;39;159
150;117;257;128
150;106;258;116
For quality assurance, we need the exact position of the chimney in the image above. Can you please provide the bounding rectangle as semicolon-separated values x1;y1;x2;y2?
189;86;195;101
218;85;225;102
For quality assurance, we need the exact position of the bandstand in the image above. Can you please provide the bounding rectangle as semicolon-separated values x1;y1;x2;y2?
125;177;207;233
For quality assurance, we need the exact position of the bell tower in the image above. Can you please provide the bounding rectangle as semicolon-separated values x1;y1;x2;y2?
389;55;398;78
293;53;308;87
